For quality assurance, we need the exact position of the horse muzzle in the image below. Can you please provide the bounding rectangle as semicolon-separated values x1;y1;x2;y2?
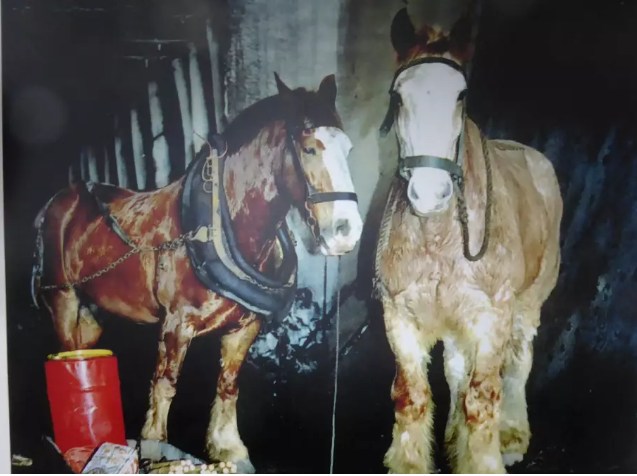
317;215;363;256
406;169;453;217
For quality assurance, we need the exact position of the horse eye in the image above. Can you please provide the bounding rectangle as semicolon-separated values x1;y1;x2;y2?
458;89;468;101
303;147;317;156
302;128;313;137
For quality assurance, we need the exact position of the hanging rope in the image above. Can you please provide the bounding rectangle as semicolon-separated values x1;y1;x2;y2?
452;133;493;261
329;256;341;474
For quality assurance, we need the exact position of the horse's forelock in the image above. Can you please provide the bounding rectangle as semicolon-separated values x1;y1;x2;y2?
398;17;474;66
223;86;342;156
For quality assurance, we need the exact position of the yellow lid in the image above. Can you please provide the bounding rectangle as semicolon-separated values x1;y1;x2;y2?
47;349;113;361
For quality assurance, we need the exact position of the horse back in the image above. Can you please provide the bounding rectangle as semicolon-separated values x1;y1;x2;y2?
39;179;186;322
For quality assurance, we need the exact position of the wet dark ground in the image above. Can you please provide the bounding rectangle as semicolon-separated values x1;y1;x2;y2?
7;289;637;474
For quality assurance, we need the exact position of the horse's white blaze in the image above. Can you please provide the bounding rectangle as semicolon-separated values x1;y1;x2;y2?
394;63;466;215
314;126;363;254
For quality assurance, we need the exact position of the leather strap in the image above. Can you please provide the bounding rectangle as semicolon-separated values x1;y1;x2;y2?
287;132;359;205
401;155;463;178
307;191;358;204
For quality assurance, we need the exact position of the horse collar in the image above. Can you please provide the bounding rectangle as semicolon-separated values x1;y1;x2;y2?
180;144;298;320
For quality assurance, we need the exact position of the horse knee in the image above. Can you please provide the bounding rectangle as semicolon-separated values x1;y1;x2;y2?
463;375;502;428
391;372;431;421
153;376;177;400
48;292;103;350
75;305;102;347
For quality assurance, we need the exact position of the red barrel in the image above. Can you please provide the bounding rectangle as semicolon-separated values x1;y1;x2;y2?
45;349;127;454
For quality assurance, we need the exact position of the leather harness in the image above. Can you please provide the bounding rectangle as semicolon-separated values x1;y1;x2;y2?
87;128;358;322
180;137;298;320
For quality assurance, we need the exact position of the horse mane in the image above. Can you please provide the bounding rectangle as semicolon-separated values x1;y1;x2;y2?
223;94;287;155
222;88;342;155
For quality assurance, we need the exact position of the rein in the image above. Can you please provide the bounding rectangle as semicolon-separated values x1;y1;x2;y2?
380;56;493;261
453;134;493;262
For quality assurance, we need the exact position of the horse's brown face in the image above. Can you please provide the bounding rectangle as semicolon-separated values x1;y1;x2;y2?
276;73;363;256
294;125;362;256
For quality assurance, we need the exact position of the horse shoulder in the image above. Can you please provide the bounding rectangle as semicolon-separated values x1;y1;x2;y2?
489;139;562;298
492;140;561;204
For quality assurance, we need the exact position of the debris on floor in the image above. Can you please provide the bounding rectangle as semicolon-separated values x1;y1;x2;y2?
11;455;33;467
81;443;138;474
145;460;237;474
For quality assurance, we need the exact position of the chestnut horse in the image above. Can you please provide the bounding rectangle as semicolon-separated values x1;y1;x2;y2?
374;8;562;473
32;73;362;472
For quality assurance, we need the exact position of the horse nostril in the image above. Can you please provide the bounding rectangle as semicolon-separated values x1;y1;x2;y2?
437;182;452;200
335;219;351;237
408;184;419;201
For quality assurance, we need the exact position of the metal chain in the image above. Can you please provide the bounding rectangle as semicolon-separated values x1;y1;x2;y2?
452;133;493;262
304;200;322;243
39;232;194;291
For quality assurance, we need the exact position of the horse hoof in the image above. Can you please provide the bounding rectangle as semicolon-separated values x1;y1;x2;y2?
502;452;524;467
233;458;256;474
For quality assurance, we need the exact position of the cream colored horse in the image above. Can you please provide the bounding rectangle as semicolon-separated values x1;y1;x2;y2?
374;7;563;473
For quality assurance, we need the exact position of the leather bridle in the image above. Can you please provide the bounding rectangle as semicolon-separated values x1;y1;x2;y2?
380;57;467;184
379;57;494;262
286;127;358;239
287;128;358;204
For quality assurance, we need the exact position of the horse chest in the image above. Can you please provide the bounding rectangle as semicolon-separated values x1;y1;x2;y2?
154;249;243;333
377;204;522;315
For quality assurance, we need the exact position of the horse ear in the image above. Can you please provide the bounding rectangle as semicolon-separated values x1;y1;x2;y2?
318;74;337;105
274;72;292;95
448;4;478;62
391;8;418;60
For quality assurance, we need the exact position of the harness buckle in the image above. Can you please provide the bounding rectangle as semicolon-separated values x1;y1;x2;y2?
190;225;214;243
